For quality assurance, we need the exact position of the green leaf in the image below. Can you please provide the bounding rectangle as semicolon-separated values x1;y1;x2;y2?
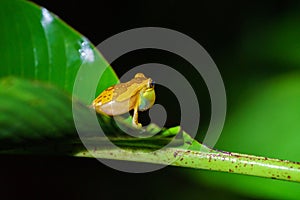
0;0;184;151
0;0;118;102
0;76;79;149
0;76;184;152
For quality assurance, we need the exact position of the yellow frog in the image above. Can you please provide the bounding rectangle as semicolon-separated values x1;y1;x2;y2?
92;73;155;128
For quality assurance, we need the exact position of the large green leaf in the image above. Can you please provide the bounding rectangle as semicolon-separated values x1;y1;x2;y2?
0;0;118;102
0;0;184;150
0;76;80;149
0;76;184;152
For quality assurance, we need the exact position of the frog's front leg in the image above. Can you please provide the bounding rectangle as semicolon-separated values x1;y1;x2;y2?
132;96;142;128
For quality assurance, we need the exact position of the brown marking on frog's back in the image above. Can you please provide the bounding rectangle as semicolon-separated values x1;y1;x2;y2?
93;86;116;105
93;73;150;106
115;77;149;102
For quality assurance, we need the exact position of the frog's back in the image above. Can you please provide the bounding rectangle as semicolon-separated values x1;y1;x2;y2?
93;76;148;106
114;77;148;102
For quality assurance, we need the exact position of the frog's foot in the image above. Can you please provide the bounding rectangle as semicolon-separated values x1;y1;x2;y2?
132;121;142;129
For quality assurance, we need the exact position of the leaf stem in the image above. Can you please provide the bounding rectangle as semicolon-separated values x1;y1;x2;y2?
75;147;300;182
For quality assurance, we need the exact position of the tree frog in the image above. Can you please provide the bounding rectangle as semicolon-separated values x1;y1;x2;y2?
92;73;155;128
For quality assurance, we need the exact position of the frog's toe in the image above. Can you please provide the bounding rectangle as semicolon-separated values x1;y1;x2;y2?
132;122;142;129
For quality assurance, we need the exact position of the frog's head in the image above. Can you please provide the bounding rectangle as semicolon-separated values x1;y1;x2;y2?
142;78;155;94
134;73;155;91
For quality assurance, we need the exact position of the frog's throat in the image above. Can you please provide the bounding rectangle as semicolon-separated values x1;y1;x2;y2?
138;88;155;111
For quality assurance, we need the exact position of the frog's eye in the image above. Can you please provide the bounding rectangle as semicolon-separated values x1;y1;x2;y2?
149;81;155;88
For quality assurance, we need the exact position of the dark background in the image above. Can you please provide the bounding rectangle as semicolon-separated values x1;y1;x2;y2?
3;0;299;199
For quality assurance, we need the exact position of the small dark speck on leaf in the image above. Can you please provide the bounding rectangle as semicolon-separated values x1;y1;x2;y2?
173;151;178;158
